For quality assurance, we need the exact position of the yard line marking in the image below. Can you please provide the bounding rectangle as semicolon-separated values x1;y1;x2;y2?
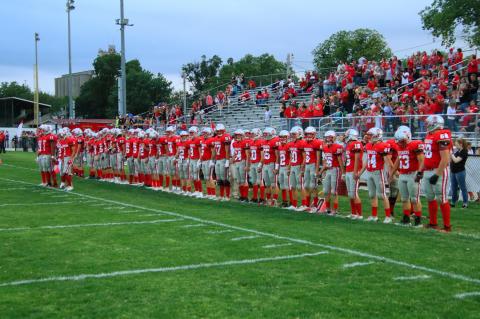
262;243;293;249
342;261;375;269
205;230;234;234
0;187;29;191
181;224;207;228
393;275;431;281
231;235;262;241
139;214;160;217
0;219;183;232
454;291;480;299
456;232;480;240
0;201;75;207
0;251;329;287
2;176;480;286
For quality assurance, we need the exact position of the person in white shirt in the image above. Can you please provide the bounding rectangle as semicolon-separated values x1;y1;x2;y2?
401;69;410;85
446;102;458;131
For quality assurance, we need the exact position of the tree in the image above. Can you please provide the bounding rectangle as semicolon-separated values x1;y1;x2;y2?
76;54;173;118
181;55;223;93
312;29;393;71
420;0;480;47
218;54;286;86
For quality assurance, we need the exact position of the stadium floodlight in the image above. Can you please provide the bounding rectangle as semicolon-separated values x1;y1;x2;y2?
34;33;40;127
116;0;133;117
66;0;75;119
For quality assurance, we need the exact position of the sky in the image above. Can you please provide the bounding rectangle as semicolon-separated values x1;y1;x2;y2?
0;0;469;94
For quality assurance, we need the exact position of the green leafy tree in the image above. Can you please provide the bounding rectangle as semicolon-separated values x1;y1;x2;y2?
312;29;393;71
420;0;480;47
181;55;223;93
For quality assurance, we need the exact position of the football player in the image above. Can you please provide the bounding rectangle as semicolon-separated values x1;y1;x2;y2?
246;128;263;202
276;130;291;207
176;130;189;194
187;126;203;197
231;129;249;201
344;128;363;219
360;127;394;223
165;126;179;192
259;127;280;205
211;124;232;201
422;115;452;231
319;130;343;215
301;127;322;212
199;127;215;198
287;126;304;210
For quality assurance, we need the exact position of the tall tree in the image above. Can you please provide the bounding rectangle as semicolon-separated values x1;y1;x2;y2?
420;0;480;47
181;55;223;93
312;29;393;71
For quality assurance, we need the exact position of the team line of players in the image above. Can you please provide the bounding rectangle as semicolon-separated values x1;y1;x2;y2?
35;114;452;231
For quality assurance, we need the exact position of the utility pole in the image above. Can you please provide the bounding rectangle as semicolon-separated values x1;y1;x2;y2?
182;72;187;116
286;53;292;80
116;0;133;117
66;0;75;119
34;33;40;127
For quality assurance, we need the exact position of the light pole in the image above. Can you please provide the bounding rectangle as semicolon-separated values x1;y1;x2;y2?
66;0;75;119
116;0;133;117
34;33;40;127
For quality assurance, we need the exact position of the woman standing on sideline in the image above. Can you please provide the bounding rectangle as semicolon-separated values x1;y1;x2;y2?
450;138;469;208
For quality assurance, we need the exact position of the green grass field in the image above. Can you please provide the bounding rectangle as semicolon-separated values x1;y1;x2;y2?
0;152;479;318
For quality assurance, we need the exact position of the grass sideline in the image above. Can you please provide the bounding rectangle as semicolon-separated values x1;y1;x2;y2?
0;152;479;318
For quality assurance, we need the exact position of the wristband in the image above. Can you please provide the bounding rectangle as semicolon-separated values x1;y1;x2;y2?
275;163;279;170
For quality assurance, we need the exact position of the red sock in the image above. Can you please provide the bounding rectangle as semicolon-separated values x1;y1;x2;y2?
333;202;338;211
260;186;265;200
220;185;225;197
266;192;272;200
89;170;95;177
281;189;287;201
273;193;278;201
41;172;46;184
165;176;170;187
403;209;411;217
356;202;362;216
289;190;294;204
210;187;215;196
252;185;259;199
385;208;391;217
67;175;72;186
414;211;422;217
306;196;311;206
313;197;319;207
350;199;355;214
440;202;451;228
428;201;438;225
45;172;51;184
226;185;231;198
325;200;331;210
129;175;133;184
372;206;378;217
61;175;66;183
51;174;58;187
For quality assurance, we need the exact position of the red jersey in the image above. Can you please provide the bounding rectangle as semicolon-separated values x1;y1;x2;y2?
397;140;424;174
139;138;150;159
156;136;167;156
277;143;290;167
322;143;343;168
232;140;247;162
166;135;179;156
176;140;187;160
212;134;232;160
200;137;214;161
288;139;305;167
248;139;264;164
130;137;139;157
125;138;133;158
38;134;57;155
116;137;126;153
387;139;399;163
345;141;363;173
424;129;452;170
365;142;391;171
75;136;84;153
148;139;157;157
303;139;322;165
261;137;280;164
188;137;201;160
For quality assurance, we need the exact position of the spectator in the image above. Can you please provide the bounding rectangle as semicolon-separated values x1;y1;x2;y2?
264;106;272;127
450;138;469;208
248;79;256;90
0;130;5;153
205;93;214;108
284;102;297;130
446;102;458;131
255;90;265;105
238;90;251;104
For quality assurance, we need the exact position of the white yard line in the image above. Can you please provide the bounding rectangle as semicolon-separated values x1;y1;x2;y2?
0;201;75;207
181;224;207;228
0;251;329;287
205;230;234;234
0;219;183;232
231;235;262;241
342;261;375;269
393;275;431;281
454;291;480;299
2;175;480;286
262;243;293;249
0;187;29;191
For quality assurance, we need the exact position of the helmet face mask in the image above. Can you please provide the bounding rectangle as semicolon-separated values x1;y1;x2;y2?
279;130;289;143
344;128;359;143
367;127;383;142
324;130;336;144
290;126;303;140
395;126;411;145
426;115;444;132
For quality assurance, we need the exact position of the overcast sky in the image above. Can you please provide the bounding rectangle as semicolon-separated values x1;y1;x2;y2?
0;0;469;94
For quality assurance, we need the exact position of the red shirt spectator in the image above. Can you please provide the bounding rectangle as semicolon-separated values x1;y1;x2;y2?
284;105;297;118
367;78;377;91
248;79;256;89
467;55;479;74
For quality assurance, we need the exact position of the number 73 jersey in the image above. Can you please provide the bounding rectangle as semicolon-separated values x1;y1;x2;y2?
397;140;424;174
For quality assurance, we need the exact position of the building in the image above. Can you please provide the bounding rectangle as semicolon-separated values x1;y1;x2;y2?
54;70;94;98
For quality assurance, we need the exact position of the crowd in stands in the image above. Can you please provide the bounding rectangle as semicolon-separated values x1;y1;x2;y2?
278;48;479;136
